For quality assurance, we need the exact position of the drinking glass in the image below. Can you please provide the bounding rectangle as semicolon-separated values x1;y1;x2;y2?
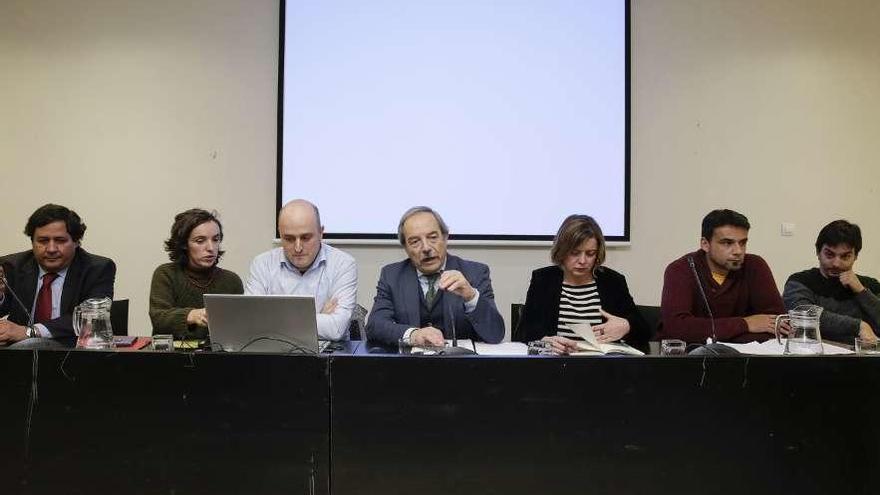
151;334;174;352
660;339;686;356
855;337;880;355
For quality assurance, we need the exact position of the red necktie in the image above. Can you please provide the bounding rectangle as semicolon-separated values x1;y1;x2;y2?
34;272;59;323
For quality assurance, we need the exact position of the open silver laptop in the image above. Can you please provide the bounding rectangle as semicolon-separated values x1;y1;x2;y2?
204;294;324;353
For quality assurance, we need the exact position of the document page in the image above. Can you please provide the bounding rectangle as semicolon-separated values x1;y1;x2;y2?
722;340;854;355
473;342;529;356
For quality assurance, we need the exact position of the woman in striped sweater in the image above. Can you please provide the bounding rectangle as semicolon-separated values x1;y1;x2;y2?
516;214;649;353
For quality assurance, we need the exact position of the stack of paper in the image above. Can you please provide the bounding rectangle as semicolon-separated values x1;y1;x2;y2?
722;340;853;355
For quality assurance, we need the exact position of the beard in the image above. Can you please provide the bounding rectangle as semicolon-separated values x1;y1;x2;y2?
724;259;744;271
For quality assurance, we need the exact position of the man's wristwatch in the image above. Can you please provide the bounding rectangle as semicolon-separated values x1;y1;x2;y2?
25;326;38;339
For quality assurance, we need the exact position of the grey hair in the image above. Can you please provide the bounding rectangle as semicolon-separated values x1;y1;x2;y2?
397;206;449;245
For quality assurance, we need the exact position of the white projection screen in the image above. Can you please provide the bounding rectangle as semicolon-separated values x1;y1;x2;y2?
278;0;630;242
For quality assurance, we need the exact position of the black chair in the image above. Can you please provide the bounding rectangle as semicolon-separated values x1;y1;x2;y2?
510;303;525;342
347;304;367;341
111;299;129;336
636;304;661;341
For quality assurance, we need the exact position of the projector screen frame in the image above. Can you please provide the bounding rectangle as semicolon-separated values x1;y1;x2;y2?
276;0;631;244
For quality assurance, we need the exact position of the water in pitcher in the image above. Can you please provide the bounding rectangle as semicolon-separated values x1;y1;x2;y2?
74;297;115;349
785;323;823;355
782;306;823;355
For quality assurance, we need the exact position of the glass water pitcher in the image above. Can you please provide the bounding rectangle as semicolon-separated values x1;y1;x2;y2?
73;297;115;349
774;305;823;355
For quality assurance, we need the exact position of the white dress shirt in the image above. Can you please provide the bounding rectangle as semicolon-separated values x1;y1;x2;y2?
245;243;357;341
31;266;68;338
403;259;480;342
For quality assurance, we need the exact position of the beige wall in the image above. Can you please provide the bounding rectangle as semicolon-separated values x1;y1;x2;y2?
2;0;878;337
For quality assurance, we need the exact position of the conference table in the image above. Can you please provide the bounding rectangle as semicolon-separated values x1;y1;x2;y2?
1;344;877;495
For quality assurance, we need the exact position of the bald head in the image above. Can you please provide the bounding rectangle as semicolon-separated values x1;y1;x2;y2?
279;199;321;229
278;199;324;271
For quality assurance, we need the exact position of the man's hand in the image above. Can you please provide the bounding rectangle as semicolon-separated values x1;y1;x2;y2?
744;314;789;335
839;270;866;294
411;326;446;347
186;308;209;327
438;270;476;301
593;309;631;343
320;298;338;314
859;321;878;343
541;335;581;355
0;320;28;345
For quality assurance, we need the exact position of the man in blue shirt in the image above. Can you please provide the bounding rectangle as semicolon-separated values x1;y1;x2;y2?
245;199;357;341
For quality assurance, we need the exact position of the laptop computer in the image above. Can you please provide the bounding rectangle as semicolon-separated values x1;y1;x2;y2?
203;294;324;353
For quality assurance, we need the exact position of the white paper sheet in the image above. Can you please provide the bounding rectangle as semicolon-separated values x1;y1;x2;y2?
473;342;529;356
722;340;854;355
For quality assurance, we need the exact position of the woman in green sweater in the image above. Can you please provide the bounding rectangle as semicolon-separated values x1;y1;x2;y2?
149;209;243;340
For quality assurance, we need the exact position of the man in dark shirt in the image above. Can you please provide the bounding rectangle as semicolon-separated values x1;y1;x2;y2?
658;209;786;344
0;204;116;348
783;220;880;344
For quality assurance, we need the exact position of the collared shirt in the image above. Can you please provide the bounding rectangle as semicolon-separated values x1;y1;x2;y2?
31;265;69;338
403;258;480;342
415;260;480;312
245;243;357;341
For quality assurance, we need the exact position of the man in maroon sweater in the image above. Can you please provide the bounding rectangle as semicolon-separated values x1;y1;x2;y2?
658;209;786;344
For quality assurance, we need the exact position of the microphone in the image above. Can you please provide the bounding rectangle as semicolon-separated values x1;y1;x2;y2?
687;256;717;343
0;263;36;329
437;286;475;355
686;256;738;356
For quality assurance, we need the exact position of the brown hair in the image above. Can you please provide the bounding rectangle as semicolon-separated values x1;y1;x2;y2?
164;208;225;266
550;214;606;267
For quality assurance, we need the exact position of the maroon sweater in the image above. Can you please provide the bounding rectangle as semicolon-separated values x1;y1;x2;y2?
658;250;785;343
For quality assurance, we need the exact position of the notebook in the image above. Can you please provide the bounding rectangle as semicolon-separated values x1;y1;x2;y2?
203;294;322;353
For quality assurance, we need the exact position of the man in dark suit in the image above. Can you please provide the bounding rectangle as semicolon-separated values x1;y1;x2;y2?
366;206;504;347
0;204;116;348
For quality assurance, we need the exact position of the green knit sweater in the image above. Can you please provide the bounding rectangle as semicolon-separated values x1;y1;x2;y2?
149;262;243;339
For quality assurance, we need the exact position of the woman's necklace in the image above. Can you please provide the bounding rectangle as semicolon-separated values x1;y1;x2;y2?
185;266;217;290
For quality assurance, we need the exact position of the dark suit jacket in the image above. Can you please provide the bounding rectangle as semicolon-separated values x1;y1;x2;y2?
0;248;116;345
366;254;505;346
516;265;650;352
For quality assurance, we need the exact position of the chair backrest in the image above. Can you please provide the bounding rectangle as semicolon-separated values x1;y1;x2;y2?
636;304;661;341
510;303;525;342
111;299;130;336
348;304;368;341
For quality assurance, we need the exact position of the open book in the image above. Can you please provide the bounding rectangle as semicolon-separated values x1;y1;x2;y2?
566;322;644;356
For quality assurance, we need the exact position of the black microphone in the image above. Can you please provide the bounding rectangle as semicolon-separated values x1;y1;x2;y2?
687;256;717;343
686;256;738;356
0;263;35;329
437;287;476;355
